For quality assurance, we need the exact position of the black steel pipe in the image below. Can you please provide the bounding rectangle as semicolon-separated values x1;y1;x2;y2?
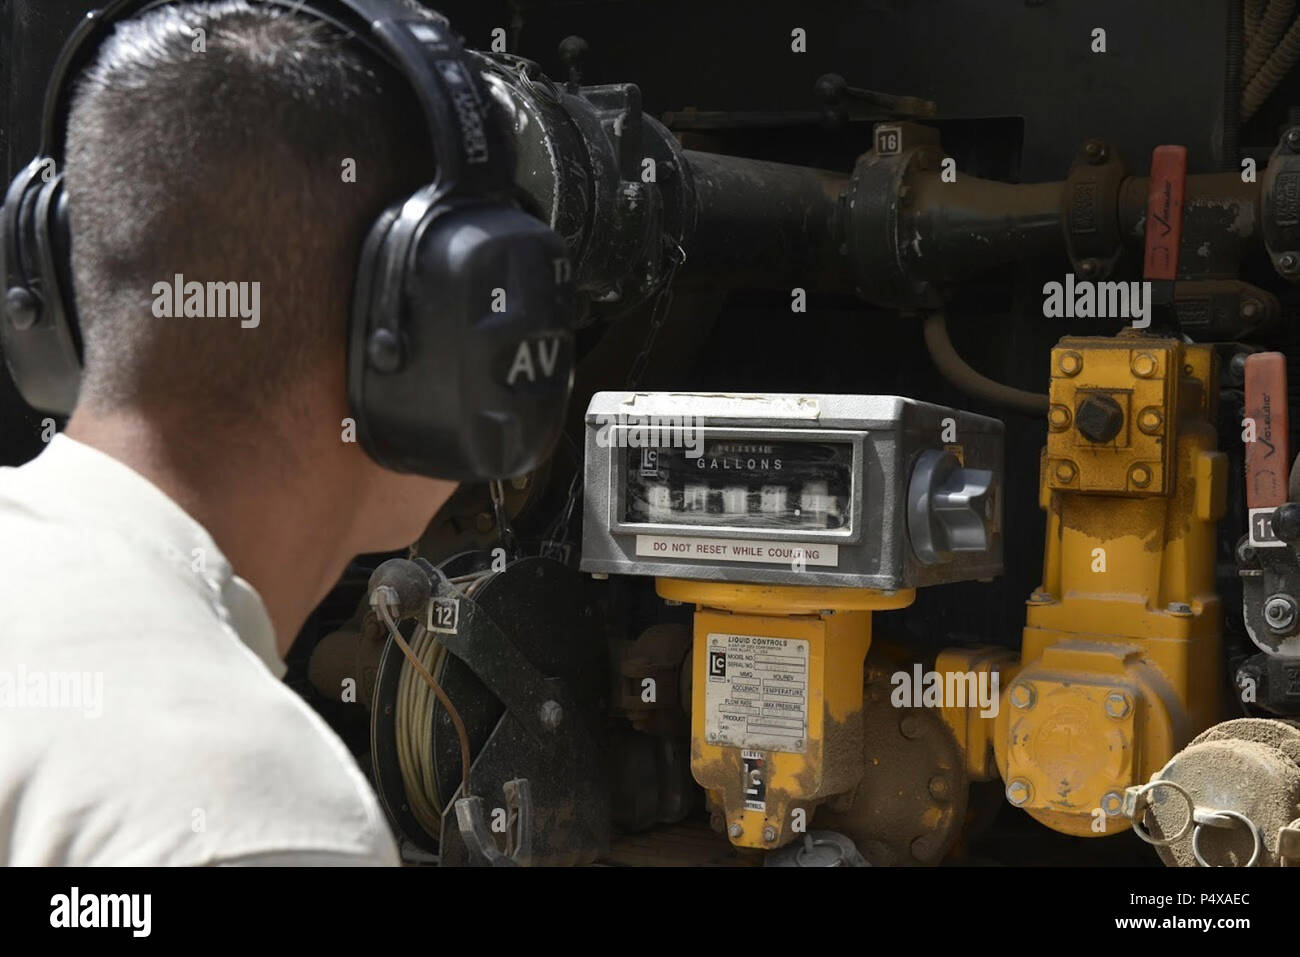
906;178;1065;281
679;150;849;291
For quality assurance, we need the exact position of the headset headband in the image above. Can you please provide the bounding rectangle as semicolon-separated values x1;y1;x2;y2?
38;0;514;199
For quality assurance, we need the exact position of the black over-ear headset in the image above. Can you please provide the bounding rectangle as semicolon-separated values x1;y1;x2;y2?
2;0;575;480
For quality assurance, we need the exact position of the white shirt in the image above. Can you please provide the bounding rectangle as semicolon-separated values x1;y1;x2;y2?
0;434;399;866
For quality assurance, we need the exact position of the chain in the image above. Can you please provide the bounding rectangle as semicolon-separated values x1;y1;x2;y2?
489;479;518;557
541;238;686;562
625;239;687;391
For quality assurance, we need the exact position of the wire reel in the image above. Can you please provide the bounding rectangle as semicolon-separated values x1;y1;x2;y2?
369;552;610;865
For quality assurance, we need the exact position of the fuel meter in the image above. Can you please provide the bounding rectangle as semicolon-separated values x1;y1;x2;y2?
580;391;1005;856
581;391;1004;588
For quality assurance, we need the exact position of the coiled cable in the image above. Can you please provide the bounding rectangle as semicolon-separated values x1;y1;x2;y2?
375;572;492;840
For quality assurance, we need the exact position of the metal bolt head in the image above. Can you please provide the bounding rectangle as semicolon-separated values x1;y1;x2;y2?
815;72;848;102
1101;791;1124;816
1137;407;1163;434
1054;460;1077;484
1104;691;1131;719
1058;351;1083;376
1264;595;1298;632
1288;127;1300;152
1009;681;1036;710
1079;257;1100;277
1167;601;1192;615
1129;464;1152;488
1131;352;1158;378
899;715;924;739
558;35;589;65
539;699;564;729
1006;779;1032;806
728;823;743;838
762;826;778;843
1047;404;1072;431
1280;252;1300;274
928;775;951;800
475;512;495;533
1083;139;1107;164
1241;299;1261;321
1075;394;1125;443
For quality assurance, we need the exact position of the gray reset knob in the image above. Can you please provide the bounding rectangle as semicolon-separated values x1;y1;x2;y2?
908;449;993;564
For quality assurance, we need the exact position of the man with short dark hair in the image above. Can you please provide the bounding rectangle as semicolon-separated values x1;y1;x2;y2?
0;0;455;864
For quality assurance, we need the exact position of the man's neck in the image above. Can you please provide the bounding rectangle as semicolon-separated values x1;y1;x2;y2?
65;408;362;654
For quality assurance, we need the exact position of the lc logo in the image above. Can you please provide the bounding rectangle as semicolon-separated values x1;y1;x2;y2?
708;651;727;677
505;337;564;386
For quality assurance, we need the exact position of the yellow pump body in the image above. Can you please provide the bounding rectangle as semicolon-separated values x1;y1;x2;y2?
993;335;1226;836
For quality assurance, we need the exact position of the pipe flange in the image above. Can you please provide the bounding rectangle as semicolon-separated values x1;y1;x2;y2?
1060;139;1126;280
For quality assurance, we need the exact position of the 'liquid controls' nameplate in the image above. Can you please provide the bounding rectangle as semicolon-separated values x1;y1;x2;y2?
704;633;809;754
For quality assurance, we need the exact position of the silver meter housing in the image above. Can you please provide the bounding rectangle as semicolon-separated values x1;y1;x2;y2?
579;392;1003;589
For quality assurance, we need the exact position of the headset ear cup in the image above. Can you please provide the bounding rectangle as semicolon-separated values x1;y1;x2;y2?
352;197;575;481
3;161;43;299
2;160;82;414
48;182;80;359
347;197;411;447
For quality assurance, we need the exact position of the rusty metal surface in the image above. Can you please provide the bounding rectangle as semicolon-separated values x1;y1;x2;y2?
815;667;970;866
